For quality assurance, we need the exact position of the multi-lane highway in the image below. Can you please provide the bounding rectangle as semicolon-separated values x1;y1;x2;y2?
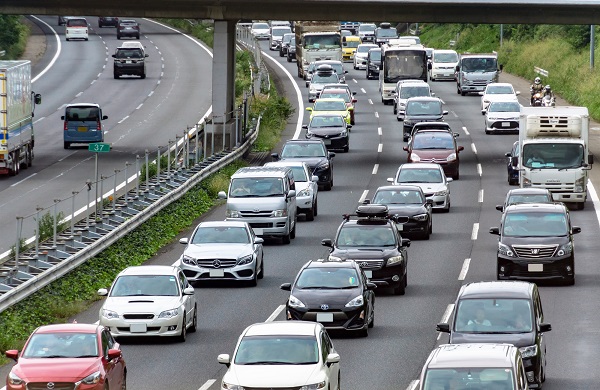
3;23;600;390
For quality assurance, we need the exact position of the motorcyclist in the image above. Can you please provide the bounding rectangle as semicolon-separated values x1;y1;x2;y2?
530;77;544;105
543;85;555;105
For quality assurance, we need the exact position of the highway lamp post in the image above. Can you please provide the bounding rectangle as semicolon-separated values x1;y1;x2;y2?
184;129;189;169
174;135;181;170
500;24;503;47
591;25;595;70
203;123;208;162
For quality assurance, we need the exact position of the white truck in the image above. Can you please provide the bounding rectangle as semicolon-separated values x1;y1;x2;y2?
518;106;593;209
295;22;342;78
0;60;41;176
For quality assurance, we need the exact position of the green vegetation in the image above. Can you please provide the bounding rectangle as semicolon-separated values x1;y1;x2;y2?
1;16;28;59
161;19;214;48
252;87;294;152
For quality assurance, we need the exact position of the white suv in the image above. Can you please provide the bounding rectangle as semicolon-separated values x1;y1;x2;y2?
388;163;452;212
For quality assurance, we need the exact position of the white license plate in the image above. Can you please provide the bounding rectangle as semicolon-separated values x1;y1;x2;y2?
444;74;451;77
364;270;373;278
209;269;225;277
323;139;332;145
130;323;147;333
126;60;132;64
396;223;404;231
316;312;334;322
528;263;544;272
502;122;510;127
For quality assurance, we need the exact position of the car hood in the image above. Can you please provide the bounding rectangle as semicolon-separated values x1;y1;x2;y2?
487;111;520;120
312;110;348;117
13;358;100;382
225;364;320;387
396;182;447;194
385;204;428;217
308;126;347;136
450;331;535;348
227;196;286;210
104;296;181;314
252;28;270;34
484;94;518;102
291;288;361;308
279;157;328;169
411;149;455;159
184;243;252;259
501;235;570;246
332;247;399;259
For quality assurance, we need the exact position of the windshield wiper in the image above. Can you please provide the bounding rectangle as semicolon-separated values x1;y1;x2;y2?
242;361;291;365
558;165;582;171
75;355;98;358
42;355;70;358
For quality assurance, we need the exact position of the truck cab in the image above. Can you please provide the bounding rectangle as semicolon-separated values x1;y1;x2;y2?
456;54;502;96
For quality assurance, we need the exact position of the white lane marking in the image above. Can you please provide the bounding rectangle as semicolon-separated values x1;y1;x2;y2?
103;64;106;69
97;73;102;78
372;164;379;175
33;116;45;124
75;92;83;97
368;98;373;105
30;16;61;83
359;190;369;203
118;116;129;124
458;258;471;281
159;51;162;56
406;380;420;390
378;143;383;153
377;127;382;136
471;143;477;154
11;173;37;187
439;98;445;104
266;305;286;322
57;103;67;111
352;78;357;83
161;56;164;61
478;189;484;203
198;380;217;390
375;111;379;118
148;91;154;97
136;103;143;110
157;80;161;85
90;80;96;85
471;223;479;240
162;63;165;69
451;110;458;118
437;303;455;340
477;163;482;176
462;126;470;135
361;88;366;94
160;71;164;77
588;179;600;228
58;151;77;162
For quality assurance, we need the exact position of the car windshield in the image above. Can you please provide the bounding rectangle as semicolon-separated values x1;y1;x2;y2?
272;27;291;36
487;85;514;94
502;212;568;237
506;194;552;206
461;57;498;72
115;49;143;58
304;34;341;49
191;226;250;244
373;189;423;205
369;50;381;61
397;168;443;184
67;19;87;27
229;177;284;198
282;34;294;43
454;298;534;333
65;106;100;121
320;92;351;103
376;28;398;38
412;133;454;150
434;52;458;63
312;73;339;84
281;143;327;158
522;143;584;169
234;336;319;365
110;275;180;297
489;102;520;113
252;23;269;30
357;45;376;53
314;100;347;111
336;225;396;247
22;333;99;359
400;86;430;99
406;101;442;116
359;24;376;33
423;368;515;390
343;40;360;48
310;115;346;128
296;267;360;289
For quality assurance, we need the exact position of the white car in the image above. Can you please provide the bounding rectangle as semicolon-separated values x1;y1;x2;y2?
218;321;341;390
388;163;452;212
65;17;88;41
480;82;520;114
353;43;378;70
118;41;146;55
429;49;459;81
485;100;522;134
251;22;271;40
265;161;319;220
98;265;197;341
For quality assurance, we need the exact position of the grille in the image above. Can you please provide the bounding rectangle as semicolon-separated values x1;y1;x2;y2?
195;258;237;268
396;216;409;224
28;383;75;390
123;313;154;320
240;210;272;217
418;158;448;164
513;245;557;258
355;259;384;270
491;120;518;129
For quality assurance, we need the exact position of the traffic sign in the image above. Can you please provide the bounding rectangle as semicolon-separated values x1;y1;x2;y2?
88;143;111;152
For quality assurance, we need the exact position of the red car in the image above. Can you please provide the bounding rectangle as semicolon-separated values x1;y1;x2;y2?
5;323;126;390
403;129;464;180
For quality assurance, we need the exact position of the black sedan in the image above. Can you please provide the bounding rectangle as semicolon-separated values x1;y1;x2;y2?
304;114;350;153
272;139;335;191
280;259;376;337
370;185;433;239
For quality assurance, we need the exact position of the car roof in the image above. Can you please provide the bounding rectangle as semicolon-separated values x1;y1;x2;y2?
412;122;451;129
232;166;291;178
504;203;567;213
35;323;100;334
66;103;100;108
406;97;442;103
120;19;137;23
118;265;180;276
284;139;325;145
427;344;518;369
265;161;309;169
413;130;453;137
459;281;534;299
306;259;357;269
375;185;423;193
486;82;514;88
196;220;249;228
320;89;350;95
506;188;551;196
243;321;320;337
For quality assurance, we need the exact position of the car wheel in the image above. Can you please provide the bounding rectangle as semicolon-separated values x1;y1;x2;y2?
457;85;461;94
290;220;296;239
279;50;284;57
249;267;258;287
442;199;451;213
368;303;374;328
485;129;491;135
461;90;466;96
189;304;197;332
324;182;332;191
177;314;187;342
393;106;397;115
85;38;88;41
306;206;315;221
27;146;33;167
576;201;585;210
114;73;119;79
313;199;318;216
136;35;140;39
452;171;459;180
257;255;264;279
287;56;292;62
140;73;146;79
422;228;430;240
282;232;291;245
66;38;69;41
64;142;70;149
343;145;349;153
117;35;121;40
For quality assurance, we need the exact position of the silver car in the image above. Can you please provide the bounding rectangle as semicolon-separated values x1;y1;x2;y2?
485;100;521;134
393;80;431;120
388;163;452;212
265;161;319;221
178;221;264;286
353;43;378;70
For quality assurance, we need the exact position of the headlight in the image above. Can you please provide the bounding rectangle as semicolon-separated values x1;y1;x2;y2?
434;189;448;196
300;382;327;390
446;153;457;162
272;209;288;217
222;382;245;390
237;254;254;265
574;177;585;193
410;153;420;162
522;177;532;187
182;255;197;265
345;295;364;307
498;242;515;257
328;255;342;261
399;103;406;108
8;371;23;385
557;242;572;256
102;309;119;320
297;188;311;197
387;255;403;265
226;209;240;218
519;345;538;359
288;294;306;308
483;99;490;104
412;213;428;222
81;371;101;385
340;129;348;137
158;308;179;318
317;161;330;170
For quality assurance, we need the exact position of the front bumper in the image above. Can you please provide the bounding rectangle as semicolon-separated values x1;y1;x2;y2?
431;68;456;80
354;56;368;69
396;220;429;236
459;83;487;93
497;254;574;282
486;119;519;133
422;193;449;209
100;314;184;337
225;216;289;237
549;191;586;204
358;261;404;288
180;260;257;282
287;306;368;332
307;133;349;151
296;193;314;212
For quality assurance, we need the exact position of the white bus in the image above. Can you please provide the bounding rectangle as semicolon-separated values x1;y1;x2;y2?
379;41;428;105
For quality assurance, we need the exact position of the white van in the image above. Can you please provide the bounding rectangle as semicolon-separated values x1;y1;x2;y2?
66;17;89;41
428;49;459;81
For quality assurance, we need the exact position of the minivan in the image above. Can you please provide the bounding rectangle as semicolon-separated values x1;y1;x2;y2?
218;166;297;244
61;103;108;149
65;17;89;41
402;97;448;142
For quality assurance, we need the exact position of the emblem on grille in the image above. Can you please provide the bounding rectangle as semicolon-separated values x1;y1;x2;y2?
320;304;329;310
253;208;260;213
213;259;222;268
531;248;540;255
47;383;55;390
359;262;369;267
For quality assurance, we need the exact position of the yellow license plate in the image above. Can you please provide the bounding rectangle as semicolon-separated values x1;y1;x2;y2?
77;126;88;132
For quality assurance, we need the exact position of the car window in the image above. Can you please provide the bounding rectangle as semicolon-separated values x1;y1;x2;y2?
506;194;552;205
320;92;351;103
358;24;376;32
422;368;515;390
369;50;381;61
502;212;568;237
102;330;113;357
406;101;442;115
320;332;330;363
434;52;458;63
487;85;514;94
234;335;318;364
282;143;326;158
310;115;346;128
454;298;533;333
115;49;143;58
489;102;520;112
287;166;308;182
66;106;100;121
67;19;87;27
400;86;430;99
412;133;454;150
397;168;442;184
252;23;269;29
336;225;396;247
314;100;347;111
312;73;339;84
296;267;360;289
110;275;180;297
191;226;251;244
22;332;99;358
373;189;423;205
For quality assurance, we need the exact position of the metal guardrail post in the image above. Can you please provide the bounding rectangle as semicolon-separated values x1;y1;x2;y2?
35;206;42;257
124;161;131;197
203;125;208;162
222;114;226;151
53;199;59;248
135;156;140;198
211;120;215;156
195;124;200;163
99;176;105;216
183;129;188;169
145;150;150;189
167;140;172;175
14;217;22;270
113;170;119;212
156;147;161;186
85;182;91;229
71;191;77;236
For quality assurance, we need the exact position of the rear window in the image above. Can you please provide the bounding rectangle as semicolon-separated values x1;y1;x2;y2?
115;49;144;58
67;19;87;27
66;106;100;121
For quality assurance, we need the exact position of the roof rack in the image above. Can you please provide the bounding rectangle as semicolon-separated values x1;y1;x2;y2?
342;204;393;225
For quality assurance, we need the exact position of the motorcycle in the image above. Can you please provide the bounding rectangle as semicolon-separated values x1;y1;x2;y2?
531;91;543;106
541;94;556;107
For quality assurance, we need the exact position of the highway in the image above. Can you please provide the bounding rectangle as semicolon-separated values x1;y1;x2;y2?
3;28;600;390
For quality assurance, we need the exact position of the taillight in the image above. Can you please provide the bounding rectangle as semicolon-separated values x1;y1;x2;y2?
97;120;101;131
64;121;67;131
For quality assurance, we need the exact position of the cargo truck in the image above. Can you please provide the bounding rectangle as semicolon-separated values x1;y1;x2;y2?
295;22;342;78
0;61;41;176
455;53;502;96
518;106;593;209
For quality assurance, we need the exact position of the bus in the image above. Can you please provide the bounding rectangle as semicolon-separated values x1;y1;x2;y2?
379;41;428;105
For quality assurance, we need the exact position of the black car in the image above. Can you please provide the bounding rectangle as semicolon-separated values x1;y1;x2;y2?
287;44;296;63
112;47;148;79
370;185;433;239
366;48;381;80
402;97;448;142
272;139;335;191
506;140;519;185
437;281;551;389
489;203;580;285
322;204;411;295
98;17;119;28
117;19;140;39
280;32;294;57
280;259;376;337
304;114;350;153
496;188;553;212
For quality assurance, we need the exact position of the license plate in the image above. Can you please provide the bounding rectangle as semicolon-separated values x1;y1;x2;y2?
364;270;372;278
77;126;87;132
502;122;510;127
396;223;404;231
444;74;451;77
323;139;332;145
209;269;224;277
130;323;147;333
126;60;132;64
528;264;543;272
316;312;334;322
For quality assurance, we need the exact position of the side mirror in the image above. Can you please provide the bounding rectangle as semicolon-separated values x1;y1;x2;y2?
387;177;394;183
306;107;313;112
344;70;349;74
496;205;504;212
311;175;318;182
352;99;357;103
107;349;122;360
254;237;264;244
183;287;195;295
271;152;280;160
505;152;511;157
217;191;227;199
446;177;453;183
366;282;377;290
431;92;435;96
145;54;149;57
539;323;552;333
280;283;292;291
347;125;352;130
112;54;116;58
457;146;464;152
5;350;19;361
102;115;108;120
453;133;459;137
442;110;448;115
287;190;296;198
321;238;333;248
362;199;371;204
179;237;189;244
436;323;450;333
328;152;336;158
326;352;340;366
572;226;581;234
97;288;108;296
489;227;500;235
402;146;409;151
515;91;520;95
511;156;518;166
217;353;231;367
302;125;308;130
352;91;357;95
588;154;594;165
401;238;411;248
34;93;42;104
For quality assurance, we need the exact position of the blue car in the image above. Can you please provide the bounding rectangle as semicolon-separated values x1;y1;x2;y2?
62;103;108;149
505;141;519;185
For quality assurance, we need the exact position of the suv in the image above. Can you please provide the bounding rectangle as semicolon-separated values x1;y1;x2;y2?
308;65;341;102
112;47;148;79
393;80;431;120
65;17;88;41
374;22;398;46
280;259;376;336
357;23;376;42
265;161;319;221
269;25;292;51
272;139;335;191
98;17;119;28
489;203;581;285
279;32;295;57
117;19;140;39
402;97;448;142
366;48;381;80
322;204;411;295
436;281;551;389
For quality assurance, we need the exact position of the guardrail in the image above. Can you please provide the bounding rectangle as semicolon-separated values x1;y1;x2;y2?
534;66;549;77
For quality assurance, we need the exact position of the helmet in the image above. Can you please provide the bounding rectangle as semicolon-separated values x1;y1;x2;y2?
545;85;551;92
534;77;541;84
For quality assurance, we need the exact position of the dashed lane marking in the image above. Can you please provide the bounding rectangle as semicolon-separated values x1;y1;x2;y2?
368;99;373;105
458;258;471;281
266;305;286;322
372;164;379;175
359;190;369;203
378;143;383;153
375;111;379;118
462;126;470;135
198;380;217;390
136;104;143;110
361;88;366;93
478;189;484;203
471;143;477;154
378;127;382;136
471;223;479;240
477;164;482;176
75;92;83;97
11;173;37;187
118;116;129;124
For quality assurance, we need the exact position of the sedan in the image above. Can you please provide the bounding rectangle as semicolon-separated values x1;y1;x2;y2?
272;139;335;191
250;22;270;40
480;82;520;114
506;141;519;185
303;114;350;152
485;100;521;134
5;324;126;390
403;130;464;180
496;188;554;212
265;161;319;220
117;19;140;39
306;98;353;125
388;163;452;212
178;221;264;286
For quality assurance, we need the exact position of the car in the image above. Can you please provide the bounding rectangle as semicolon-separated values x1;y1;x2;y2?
118;41;146;54
321;83;356;100
480;82;520;114
342;36;362;61
419;343;529;390
65;17;88;41
287;43;296;62
250;22;271;40
177;221;264;286
402;97;448;142
485;100;521;134
393;80;431;120
217;321;340;390
398;35;422;45
269;25;292;51
112;46;148;79
272;139;335;191
496;188;554;212
317;88;357;124
270;20;291;27
265;161;319;221
374;22;398;46
303;114;350;152
370;185;433;239
410;121;459;139
279;32;295;57
98;17;119;28
4;323;126;390
322;204;411;295
306;98;353;126
58;16;69;26
366;47;381;79
357;23;377;42
97;265;197;341
340;29;353;38
388;163;453;212
506;141;520;185
308;66;341;102
436;281;551;389
61;103;108;149
306;61;346;88
428;49;459;81
280;259;376;336
117;19;140;39
404;130;464;180
353;43;378;70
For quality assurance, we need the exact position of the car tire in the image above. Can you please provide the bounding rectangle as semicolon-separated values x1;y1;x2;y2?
442;199;451;213
393;106;397;115
189;305;197;332
117;35;121;40
368;304;374;328
324;181;332;191
136;35;140;39
257;255;264;279
422;228;430;240
290;220;296;239
457;86;461;95
121;371;126;390
343;145;349;153
485;129;491;135
27;146;33;167
279;50;284;57
461;90;466;96
306;207;315;221
66;38;69;41
576;201;585;210
282;232;291;245
114;73;119;79
393;275;406;295
141;73;146;79
177;314;187;342
85;38;88;41
64;142;70;149
313;199;318;216
452;171;459;180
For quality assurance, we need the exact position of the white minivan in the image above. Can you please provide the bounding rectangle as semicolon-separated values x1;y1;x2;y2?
66;17;89;41
428;49;459;81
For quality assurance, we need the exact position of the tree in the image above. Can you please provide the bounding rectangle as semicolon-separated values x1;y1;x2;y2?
0;15;22;51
